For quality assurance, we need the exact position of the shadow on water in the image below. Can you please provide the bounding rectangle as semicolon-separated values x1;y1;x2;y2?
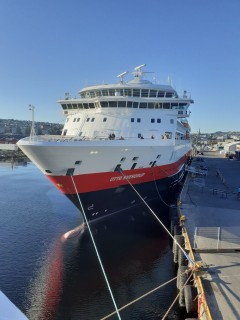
25;211;181;320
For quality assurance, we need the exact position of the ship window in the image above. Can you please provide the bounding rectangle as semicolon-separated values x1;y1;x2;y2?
102;90;108;96
137;118;141;123
45;169;52;173
149;90;157;97
178;111;184;114
148;103;155;109
78;103;84;109
133;102;138;108
151;119;155;123
157;118;161;123
133;89;140;97
170;119;174;124
131;118;134;122
103;117;107;122
61;104;67;109
77;118;80;122
131;163;137;170
109;90;115;96
75;160;82;165
132;156;139;161
166;92;174;98
127;101;133;108
138;133;142;138
141;89;149;97
118;101;126;108
63;129;67;136
67;104;72;109
101;101;108;108
114;164;121;172
157;91;165;97
120;157;126;162
139;103;147;108
149;161;153;166
109;101;117;108
171;102;179;108
64;111;68;114
86;118;90;122
124;89;132;96
156;154;161;159
89;103;95;108
151;161;157;167
163;103;170;109
73;118;76;122
73;104;78;109
91;118;95;122
83;103;89;109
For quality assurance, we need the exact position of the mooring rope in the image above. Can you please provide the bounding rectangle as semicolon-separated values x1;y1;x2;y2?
100;274;178;320
117;168;195;267
70;175;122;320
161;269;193;320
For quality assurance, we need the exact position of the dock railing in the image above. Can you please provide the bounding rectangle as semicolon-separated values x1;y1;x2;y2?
194;227;240;252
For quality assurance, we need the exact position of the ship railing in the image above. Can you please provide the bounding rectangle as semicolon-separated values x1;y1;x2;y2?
21;135;190;143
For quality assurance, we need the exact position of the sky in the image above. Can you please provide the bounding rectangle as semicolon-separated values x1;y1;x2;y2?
0;0;240;133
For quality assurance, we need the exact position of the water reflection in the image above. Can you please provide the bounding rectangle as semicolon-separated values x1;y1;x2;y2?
26;215;179;320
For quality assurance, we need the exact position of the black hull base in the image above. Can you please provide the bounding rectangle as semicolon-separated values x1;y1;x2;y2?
66;170;184;226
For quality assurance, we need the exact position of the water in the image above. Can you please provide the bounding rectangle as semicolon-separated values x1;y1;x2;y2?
0;162;181;320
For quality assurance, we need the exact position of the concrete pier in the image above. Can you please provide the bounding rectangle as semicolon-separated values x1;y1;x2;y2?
180;152;240;320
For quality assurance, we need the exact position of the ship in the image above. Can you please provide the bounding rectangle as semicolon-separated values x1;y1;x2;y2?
17;64;193;225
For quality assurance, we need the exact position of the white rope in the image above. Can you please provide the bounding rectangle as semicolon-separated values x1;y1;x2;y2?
100;275;178;320
118;169;195;267
161;269;193;320
70;176;122;320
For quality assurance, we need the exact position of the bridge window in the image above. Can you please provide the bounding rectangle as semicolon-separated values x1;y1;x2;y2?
141;89;149;97
149;90;157;97
139;103;147;108
124;89;132;96
133;89;140;97
127;101;133;108
157;91;165;97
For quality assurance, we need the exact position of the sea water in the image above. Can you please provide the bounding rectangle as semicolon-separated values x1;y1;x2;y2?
0;162;181;320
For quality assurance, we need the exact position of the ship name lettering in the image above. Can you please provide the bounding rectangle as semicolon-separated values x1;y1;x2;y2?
110;173;145;182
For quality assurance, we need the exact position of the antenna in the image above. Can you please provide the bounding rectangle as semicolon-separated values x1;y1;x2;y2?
134;64;146;71
117;71;128;83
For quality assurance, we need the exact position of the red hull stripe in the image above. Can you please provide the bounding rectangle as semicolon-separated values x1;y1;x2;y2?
47;154;188;194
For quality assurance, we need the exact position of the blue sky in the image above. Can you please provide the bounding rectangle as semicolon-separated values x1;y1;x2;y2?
0;0;239;133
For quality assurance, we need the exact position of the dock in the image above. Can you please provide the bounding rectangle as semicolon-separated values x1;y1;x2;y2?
178;151;240;319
